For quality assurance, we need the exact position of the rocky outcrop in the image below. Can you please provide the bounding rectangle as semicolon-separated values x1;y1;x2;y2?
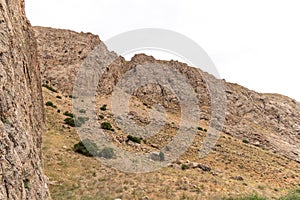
34;26;104;94
0;0;50;199
34;27;300;163
224;84;300;162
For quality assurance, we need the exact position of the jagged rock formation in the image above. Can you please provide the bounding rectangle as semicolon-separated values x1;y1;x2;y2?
34;26;300;163
0;1;50;199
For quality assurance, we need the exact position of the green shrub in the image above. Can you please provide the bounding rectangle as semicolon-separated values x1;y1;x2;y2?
56;95;62;99
45;101;57;108
74;139;99;157
63;111;74;118
64;118;75;127
42;84;58;93
99;115;104;119
98;147;116;159
197;127;204;131
101;122;114;131
68;95;76;99
243;139;249;144
100;104;107;111
181;164;189;170
197;127;208;132
45;101;54;106
57;110;61;113
127;135;142;144
64;117;89;127
23;178;30;190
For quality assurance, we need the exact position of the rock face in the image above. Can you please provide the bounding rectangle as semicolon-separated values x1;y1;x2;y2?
34;26;103;94
34;27;300;163
0;1;50;199
224;83;300;162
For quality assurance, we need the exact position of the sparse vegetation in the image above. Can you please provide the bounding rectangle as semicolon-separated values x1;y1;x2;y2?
181;164;189;170
279;189;300;200
73;139;99;157
197;127;204;131
64;116;89;127
63;111;74;118
101;122;114;131
100;104;107;111
197;127;207;132
224;189;300;200
64;117;75;127
224;195;266;200
45;101;57;108
243;139;250;144
127;135;142;144
41;76;300;200
23;179;30;190
56;95;62;99
67;95;76;99
42;84;58;93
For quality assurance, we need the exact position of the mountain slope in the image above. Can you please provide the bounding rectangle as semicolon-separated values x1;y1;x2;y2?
42;87;299;199
32;26;300;199
34;26;300;163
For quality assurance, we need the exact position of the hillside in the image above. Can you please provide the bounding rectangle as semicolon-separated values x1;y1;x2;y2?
42;86;300;200
34;26;300;163
33;26;300;199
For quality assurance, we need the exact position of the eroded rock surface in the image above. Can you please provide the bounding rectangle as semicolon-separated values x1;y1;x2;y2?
0;1;50;199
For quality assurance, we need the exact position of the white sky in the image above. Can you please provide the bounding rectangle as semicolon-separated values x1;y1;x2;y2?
25;0;300;101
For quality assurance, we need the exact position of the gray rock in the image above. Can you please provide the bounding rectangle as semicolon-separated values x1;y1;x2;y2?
198;164;211;172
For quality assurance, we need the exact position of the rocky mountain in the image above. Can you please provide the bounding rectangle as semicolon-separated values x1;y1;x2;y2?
0;1;298;198
34;26;300;163
0;0;49;199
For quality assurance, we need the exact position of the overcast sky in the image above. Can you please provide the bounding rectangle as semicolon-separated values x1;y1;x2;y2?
25;0;300;101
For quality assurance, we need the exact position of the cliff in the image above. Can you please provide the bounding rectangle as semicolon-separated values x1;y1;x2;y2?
0;0;50;199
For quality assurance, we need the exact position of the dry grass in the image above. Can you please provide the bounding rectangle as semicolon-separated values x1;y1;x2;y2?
42;88;300;200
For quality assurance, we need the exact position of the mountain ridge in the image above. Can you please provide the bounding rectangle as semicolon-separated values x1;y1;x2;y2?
33;26;300;163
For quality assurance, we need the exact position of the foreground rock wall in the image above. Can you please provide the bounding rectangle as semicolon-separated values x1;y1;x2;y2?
0;0;50;199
